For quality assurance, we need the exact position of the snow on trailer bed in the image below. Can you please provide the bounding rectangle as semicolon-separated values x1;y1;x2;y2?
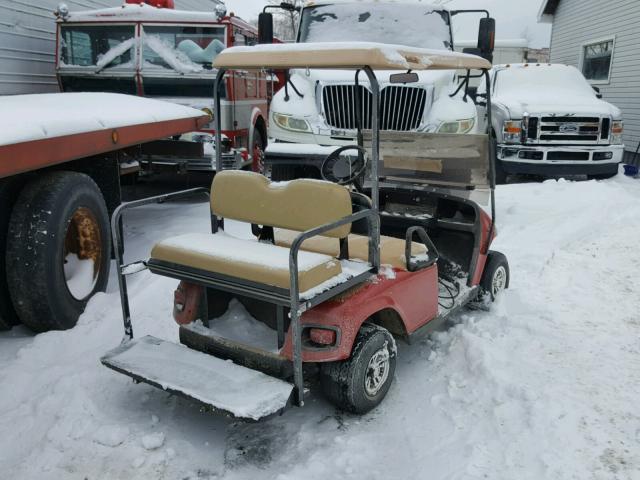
0;92;209;178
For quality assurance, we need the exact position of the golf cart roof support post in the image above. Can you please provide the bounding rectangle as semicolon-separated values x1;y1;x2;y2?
214;68;226;172
363;66;381;271
355;69;363;149
484;68;496;252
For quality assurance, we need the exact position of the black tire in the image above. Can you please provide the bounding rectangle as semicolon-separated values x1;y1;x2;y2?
0;180;21;330
320;323;396;414
479;250;510;302
270;164;321;181
251;123;267;175
6;172;111;332
492;138;507;185
270;164;304;181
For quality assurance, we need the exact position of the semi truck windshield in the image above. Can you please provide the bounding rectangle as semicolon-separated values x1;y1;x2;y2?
298;3;452;50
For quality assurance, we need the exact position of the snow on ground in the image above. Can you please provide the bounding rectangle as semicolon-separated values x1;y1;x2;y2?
1;173;640;479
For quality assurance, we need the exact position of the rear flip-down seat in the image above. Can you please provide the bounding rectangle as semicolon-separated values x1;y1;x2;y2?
148;170;368;296
150;231;342;292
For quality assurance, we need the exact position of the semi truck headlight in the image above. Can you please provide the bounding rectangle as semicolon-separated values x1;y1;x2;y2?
438;118;475;134
611;120;624;144
503;120;523;144
273;113;310;133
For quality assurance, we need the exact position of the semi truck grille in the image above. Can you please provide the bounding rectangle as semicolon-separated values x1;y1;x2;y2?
529;116;608;144
322;85;427;131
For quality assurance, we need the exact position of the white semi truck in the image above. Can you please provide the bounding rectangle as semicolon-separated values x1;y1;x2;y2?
261;1;496;180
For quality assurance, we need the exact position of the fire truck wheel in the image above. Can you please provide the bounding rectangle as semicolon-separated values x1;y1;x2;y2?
251;125;267;174
320;323;396;414
0;180;21;330
479;251;510;302
6;172;111;332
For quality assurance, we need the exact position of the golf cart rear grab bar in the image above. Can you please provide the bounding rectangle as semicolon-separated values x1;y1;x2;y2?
405;226;439;272
111;187;212;341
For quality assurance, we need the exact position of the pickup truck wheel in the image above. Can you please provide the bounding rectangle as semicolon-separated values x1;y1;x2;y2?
479;251;510;302
0;180;20;330
492;139;507;185
6;172;111;332
320;323;396;414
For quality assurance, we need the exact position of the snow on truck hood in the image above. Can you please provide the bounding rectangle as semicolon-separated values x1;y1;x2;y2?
491;63;623;118
494;91;622;118
0;93;207;147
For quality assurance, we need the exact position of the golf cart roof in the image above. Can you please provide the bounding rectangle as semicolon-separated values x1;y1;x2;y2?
213;42;491;70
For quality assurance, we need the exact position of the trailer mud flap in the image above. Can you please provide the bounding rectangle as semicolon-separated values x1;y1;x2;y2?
101;336;293;420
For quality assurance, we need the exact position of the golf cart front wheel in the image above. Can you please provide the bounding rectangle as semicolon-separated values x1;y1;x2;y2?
320;323;396;414
480;251;510;301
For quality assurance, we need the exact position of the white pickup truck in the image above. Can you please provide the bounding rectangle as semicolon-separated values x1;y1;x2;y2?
481;63;624;182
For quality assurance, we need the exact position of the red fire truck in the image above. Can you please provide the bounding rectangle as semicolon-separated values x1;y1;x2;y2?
55;0;272;172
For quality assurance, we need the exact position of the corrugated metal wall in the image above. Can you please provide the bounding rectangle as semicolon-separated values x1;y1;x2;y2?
548;0;640;159
0;0;224;95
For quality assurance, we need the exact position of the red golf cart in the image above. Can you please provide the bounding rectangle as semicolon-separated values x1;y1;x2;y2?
102;42;509;420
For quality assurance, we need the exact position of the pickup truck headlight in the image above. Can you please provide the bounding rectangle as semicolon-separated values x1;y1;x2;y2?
502;120;523;144
438;118;475;134
273;113;310;133
611;120;624;144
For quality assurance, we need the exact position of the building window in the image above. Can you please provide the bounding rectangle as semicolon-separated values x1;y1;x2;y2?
581;38;615;83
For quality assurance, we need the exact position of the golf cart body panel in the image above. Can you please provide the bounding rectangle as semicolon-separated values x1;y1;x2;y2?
103;43;502;418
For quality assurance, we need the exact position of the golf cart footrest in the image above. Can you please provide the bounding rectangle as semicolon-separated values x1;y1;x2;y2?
180;323;293;380
101;336;293;420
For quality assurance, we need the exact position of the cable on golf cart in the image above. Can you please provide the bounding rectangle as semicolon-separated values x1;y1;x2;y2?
438;274;461;309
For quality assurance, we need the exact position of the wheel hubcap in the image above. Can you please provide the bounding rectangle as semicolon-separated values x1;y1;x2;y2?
491;266;507;297
364;346;390;396
63;207;102;300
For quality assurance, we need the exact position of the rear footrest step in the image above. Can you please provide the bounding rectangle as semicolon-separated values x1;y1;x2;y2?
101;336;293;420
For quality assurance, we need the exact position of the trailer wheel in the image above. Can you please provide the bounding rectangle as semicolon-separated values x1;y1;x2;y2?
320;323;396;414
0;181;20;330
479;251;510;302
6;172;111;332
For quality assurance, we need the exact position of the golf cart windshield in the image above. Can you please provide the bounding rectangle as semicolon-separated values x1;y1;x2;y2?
298;3;452;50
213;43;492;191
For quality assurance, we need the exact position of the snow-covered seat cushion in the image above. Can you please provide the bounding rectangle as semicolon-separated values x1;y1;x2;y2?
274;230;427;271
150;232;342;292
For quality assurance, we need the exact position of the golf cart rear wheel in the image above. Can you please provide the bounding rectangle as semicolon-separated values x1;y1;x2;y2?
480;251;510;301
320;323;396;414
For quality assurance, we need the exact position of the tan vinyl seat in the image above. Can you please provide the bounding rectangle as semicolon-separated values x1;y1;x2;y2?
274;229;427;271
150;232;342;292
149;170;356;292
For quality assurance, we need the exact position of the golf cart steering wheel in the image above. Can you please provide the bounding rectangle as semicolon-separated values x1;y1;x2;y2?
321;145;369;186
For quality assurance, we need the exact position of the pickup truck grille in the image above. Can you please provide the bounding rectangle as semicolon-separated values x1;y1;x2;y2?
529;116;609;144
322;85;427;131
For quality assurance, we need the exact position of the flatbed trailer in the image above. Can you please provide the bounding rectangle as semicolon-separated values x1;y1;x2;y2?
0;92;208;332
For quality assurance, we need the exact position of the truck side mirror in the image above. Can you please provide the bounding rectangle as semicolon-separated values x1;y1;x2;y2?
258;12;274;44
592;86;603;99
477;17;496;63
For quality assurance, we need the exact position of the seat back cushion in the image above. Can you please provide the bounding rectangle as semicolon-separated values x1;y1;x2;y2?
211;171;352;238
